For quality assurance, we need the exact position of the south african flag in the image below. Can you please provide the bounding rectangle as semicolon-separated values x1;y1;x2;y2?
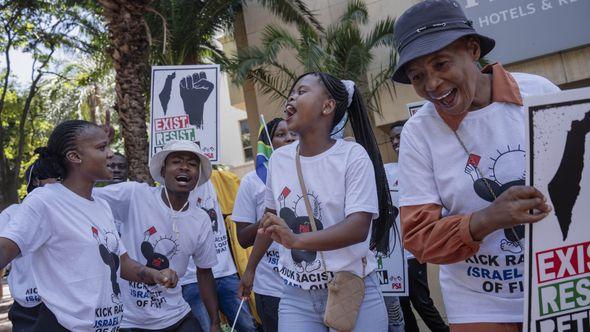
255;120;273;184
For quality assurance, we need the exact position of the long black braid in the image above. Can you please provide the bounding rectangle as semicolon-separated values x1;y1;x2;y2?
35;120;99;180
290;72;394;254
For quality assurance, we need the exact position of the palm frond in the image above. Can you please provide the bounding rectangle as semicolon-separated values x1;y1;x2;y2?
339;0;368;26
254;0;324;33
365;17;395;49
261;24;299;61
246;67;293;103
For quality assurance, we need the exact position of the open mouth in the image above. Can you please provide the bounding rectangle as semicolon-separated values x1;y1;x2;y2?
285;104;297;121
175;174;191;185
433;89;457;108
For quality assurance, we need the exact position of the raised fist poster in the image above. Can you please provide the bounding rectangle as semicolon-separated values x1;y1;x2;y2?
149;65;219;162
524;87;590;332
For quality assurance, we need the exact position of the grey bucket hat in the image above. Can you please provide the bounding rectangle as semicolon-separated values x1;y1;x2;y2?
392;0;495;84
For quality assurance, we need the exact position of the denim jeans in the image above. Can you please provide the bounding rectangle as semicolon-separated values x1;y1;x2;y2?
254;293;280;332
181;274;257;332
384;296;405;332
278;272;389;332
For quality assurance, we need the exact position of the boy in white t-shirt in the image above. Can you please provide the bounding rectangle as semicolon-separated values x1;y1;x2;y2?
392;1;557;331
95;140;220;332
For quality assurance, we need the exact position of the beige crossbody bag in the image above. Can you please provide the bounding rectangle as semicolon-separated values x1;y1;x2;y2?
295;146;366;332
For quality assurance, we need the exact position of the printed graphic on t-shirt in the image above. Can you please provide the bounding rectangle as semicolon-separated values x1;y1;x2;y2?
278;186;324;273
130;226;178;309
92;227;124;330
462;146;526;296
141;226;179;270
196;197;229;255
464;146;526;254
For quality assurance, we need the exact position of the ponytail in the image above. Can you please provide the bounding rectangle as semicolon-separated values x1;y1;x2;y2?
292;72;394;254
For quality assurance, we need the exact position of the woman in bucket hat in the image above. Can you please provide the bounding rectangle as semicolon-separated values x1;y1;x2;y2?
393;1;559;331
95;140;220;332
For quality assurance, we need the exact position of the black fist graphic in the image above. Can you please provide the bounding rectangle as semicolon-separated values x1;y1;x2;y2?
179;72;214;128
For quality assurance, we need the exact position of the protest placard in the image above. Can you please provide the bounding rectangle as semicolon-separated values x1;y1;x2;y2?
524;87;590;332
377;163;409;296
406;101;425;117
149;65;219;162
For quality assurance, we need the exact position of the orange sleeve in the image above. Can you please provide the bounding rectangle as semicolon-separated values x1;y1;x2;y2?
401;204;481;264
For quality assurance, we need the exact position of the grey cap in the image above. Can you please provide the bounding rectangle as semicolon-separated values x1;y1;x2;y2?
392;0;495;84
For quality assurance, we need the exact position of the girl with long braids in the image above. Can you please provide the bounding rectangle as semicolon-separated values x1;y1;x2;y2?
0;120;179;331
232;117;297;332
239;72;394;331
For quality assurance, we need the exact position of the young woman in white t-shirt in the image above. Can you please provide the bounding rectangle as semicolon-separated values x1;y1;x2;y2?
239;72;396;332
0;120;179;332
233;118;297;332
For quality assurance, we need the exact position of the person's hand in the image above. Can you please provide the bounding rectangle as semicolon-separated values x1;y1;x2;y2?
259;212;299;249
238;268;255;299
151;268;178;288
470;186;551;241
102;110;115;144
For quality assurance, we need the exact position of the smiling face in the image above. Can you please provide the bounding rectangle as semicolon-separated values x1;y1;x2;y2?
284;74;335;135
161;151;200;193
404;37;483;115
271;120;298;149
71;126;114;181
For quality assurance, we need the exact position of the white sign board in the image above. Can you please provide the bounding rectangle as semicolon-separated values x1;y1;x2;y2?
149;65;220;161
524;87;590;332
406;101;425;117
377;163;409;296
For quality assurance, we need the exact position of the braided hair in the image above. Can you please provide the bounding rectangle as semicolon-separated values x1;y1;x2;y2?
290;72;394;254
35;120;99;180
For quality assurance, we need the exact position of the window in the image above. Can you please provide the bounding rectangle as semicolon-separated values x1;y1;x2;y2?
239;119;253;161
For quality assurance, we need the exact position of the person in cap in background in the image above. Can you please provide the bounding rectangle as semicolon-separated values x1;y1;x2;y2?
386;120;449;332
392;1;559;331
0;159;57;331
95;140;219;332
108;152;129;184
232;117;297;332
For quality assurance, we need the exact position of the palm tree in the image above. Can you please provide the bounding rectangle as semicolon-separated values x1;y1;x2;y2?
97;0;322;182
230;0;396;115
97;0;153;183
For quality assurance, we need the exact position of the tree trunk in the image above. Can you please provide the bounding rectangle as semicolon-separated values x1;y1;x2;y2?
98;0;153;184
0;170;19;211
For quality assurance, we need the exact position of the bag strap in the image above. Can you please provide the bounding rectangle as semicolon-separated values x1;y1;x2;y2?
295;145;328;275
295;145;367;278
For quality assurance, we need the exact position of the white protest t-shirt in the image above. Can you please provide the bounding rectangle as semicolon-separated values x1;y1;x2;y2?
232;171;282;297
384;163;413;260
0;204;40;307
94;182;217;329
265;139;379;290
0;183;125;331
181;180;237;285
399;73;559;323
